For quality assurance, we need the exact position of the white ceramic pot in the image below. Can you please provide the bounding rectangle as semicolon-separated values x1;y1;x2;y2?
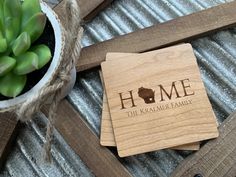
0;2;76;112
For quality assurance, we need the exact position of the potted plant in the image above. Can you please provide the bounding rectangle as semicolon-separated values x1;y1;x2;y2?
0;0;76;111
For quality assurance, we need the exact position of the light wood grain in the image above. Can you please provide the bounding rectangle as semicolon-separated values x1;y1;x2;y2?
42;100;132;177
171;112;236;177
101;90;199;151
77;1;236;72
100;52;200;151
101;44;218;157
100;92;116;146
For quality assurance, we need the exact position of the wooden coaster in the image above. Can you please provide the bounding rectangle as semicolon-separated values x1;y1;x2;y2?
101;44;218;157
101;90;200;150
100;52;200;151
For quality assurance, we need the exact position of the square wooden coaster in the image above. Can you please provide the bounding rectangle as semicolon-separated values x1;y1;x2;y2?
101;44;218;157
100;52;200;151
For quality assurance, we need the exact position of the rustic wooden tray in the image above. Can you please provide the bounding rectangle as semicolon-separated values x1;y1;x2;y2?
1;1;236;176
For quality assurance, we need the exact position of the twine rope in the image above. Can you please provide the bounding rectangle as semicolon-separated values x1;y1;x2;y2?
16;0;83;162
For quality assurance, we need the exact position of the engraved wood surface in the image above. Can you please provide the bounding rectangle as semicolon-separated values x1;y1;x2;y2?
100;52;200;151
101;90;200;151
77;1;236;72
171;112;236;177
42;100;132;177
101;44;218;157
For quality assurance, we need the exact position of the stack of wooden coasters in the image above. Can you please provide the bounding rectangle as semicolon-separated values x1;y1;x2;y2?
100;44;219;157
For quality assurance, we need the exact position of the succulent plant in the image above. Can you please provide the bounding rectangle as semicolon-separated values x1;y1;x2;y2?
0;0;52;98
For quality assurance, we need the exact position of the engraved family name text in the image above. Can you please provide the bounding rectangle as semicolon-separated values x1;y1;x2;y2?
119;79;195;110
126;99;193;117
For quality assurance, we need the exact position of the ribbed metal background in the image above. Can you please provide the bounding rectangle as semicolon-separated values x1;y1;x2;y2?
1;0;236;176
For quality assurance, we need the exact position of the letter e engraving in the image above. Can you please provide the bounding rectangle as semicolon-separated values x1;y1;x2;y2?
180;79;195;97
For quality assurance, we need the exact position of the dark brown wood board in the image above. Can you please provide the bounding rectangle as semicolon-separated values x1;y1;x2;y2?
54;0;113;22
171;111;236;177
0;113;18;169
83;0;113;22
76;0;236;72
42;100;132;177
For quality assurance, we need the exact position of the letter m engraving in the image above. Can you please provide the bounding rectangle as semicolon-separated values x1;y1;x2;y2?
159;81;181;101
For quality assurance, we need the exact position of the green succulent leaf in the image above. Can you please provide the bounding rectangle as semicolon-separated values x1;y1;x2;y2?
14;52;39;75
0;56;16;76
12;32;31;56
31;44;51;69
0;32;7;53
22;12;46;43
0;39;7;53
0;1;5;31
3;0;22;44
0;12;6;53
0;72;27;97
0;0;51;98
0;1;4;18
0;19;3;35
21;0;41;27
4;0;21;17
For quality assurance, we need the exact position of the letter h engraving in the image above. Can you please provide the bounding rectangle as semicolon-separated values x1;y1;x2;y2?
119;90;137;109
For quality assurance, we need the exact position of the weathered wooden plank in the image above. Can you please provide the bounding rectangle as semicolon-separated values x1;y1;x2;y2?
83;0;113;22
171;112;236;177
0;113;18;169
79;0;104;19
42;100;132;177
76;1;236;72
54;0;112;22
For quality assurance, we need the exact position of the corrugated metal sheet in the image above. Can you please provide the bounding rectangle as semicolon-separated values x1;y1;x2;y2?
1;0;236;176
